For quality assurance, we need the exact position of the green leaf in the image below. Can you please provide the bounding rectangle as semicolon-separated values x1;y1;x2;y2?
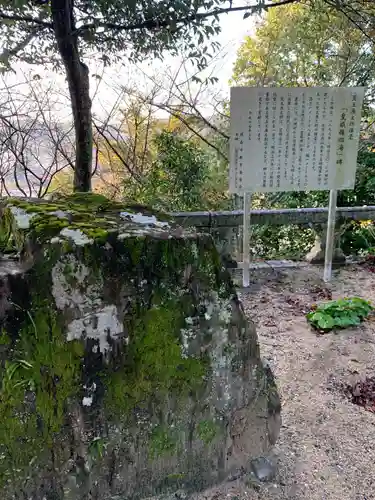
231;0;375;101
307;296;372;332
317;314;335;330
334;315;356;327
349;315;361;326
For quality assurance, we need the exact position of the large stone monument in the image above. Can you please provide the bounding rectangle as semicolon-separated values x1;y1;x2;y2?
0;194;281;499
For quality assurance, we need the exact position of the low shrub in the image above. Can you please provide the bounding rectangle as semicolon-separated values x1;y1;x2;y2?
306;297;373;332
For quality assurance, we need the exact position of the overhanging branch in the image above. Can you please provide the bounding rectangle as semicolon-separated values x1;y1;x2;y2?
0;28;45;68
76;0;300;35
150;99;228;161
323;0;375;46
0;11;52;28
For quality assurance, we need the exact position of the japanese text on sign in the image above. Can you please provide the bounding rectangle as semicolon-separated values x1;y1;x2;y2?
229;87;365;194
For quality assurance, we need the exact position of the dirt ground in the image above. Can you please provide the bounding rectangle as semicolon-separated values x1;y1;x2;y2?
194;263;375;500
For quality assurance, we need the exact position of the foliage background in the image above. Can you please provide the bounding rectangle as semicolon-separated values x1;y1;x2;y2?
2;0;375;260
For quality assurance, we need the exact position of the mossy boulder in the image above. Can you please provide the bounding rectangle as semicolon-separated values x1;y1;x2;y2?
0;194;281;500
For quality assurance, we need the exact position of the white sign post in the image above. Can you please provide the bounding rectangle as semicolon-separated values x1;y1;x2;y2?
242;192;252;288
229;87;365;287
324;189;338;282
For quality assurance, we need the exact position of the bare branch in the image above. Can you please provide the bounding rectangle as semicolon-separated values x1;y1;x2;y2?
150;99;228;161
0;73;75;197
93;121;141;182
323;0;375;46
0;28;46;70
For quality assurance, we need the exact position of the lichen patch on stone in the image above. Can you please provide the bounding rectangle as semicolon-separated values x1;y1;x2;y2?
117;226;170;240
67;304;124;355
120;211;170;228
51;210;70;219
9;206;36;229
60;227;93;246
180;327;197;359
51;255;102;311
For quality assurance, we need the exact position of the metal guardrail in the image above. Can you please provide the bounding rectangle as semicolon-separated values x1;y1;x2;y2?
170;206;375;228
171;205;375;264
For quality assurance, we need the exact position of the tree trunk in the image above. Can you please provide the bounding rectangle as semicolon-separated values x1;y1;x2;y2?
51;0;92;192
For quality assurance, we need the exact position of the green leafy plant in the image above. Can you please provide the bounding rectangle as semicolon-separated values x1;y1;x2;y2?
122;130;231;212
197;419;219;445
2;359;35;393
88;437;107;460
306;297;374;332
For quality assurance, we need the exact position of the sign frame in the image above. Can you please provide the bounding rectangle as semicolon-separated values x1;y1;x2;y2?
229;86;366;285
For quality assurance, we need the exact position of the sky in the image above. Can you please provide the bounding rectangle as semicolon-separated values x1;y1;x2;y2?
87;7;256;120
0;4;257;195
138;8;256;91
0;0;255;148
206;9;256;87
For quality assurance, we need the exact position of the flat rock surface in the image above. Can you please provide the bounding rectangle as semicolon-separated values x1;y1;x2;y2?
192;263;375;500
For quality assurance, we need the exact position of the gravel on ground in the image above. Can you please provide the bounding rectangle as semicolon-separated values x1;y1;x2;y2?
193;263;375;500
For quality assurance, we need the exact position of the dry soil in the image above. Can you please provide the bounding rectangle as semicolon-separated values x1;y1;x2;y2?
193;263;375;500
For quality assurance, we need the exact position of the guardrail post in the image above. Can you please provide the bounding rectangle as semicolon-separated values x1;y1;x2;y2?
305;220;346;264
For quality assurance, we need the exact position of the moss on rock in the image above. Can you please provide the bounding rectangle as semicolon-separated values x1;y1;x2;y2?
104;302;207;421
0;192;174;253
0;297;84;490
197;419;220;445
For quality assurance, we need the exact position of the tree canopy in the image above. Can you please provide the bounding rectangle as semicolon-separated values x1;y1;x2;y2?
0;0;224;69
230;0;375;196
232;0;375;91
